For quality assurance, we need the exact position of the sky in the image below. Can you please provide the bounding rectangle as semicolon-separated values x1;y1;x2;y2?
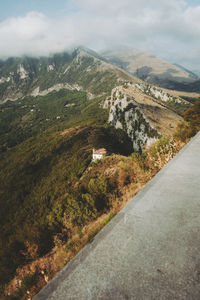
0;0;199;70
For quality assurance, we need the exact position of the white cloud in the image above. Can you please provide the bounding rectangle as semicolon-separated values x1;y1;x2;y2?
0;0;199;69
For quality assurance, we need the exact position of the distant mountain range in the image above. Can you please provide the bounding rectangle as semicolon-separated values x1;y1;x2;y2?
100;46;200;92
173;63;198;79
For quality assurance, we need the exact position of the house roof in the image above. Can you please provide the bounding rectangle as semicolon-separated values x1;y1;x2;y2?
93;148;107;155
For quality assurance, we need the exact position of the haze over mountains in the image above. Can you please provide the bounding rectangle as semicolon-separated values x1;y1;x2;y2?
0;47;136;103
100;46;200;91
0;46;199;105
192;70;200;78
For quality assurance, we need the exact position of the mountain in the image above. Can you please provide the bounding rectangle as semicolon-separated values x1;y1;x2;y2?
0;47;138;104
100;46;199;91
173;63;198;79
0;46;193;298
103;82;188;151
161;78;200;93
192;70;200;78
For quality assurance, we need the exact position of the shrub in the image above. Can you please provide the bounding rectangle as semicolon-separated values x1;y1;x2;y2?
103;211;115;225
174;121;193;142
21;274;37;293
174;98;200;141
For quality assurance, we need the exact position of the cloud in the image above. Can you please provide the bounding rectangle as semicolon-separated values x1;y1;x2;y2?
0;0;199;69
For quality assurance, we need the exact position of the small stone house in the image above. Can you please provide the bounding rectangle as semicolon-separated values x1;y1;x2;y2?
92;148;107;161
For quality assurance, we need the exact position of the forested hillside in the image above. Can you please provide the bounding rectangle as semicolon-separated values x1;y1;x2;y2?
0;89;88;152
0;89;133;293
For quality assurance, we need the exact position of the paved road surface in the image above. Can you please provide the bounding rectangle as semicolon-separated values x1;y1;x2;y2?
34;132;200;300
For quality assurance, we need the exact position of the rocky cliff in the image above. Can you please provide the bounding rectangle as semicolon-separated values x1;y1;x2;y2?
103;83;185;151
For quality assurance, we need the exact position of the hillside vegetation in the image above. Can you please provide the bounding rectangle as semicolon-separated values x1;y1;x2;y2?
174;98;200;141
2;98;200;299
0;89;88;152
2;135;184;300
0;47;199;299
0;90;133;295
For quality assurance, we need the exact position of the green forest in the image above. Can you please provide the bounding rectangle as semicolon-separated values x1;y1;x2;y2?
0;89;133;292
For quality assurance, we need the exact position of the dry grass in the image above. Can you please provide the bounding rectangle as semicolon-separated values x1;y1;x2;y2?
162;88;200;100
103;48;191;78
60;126;81;136
122;86;183;136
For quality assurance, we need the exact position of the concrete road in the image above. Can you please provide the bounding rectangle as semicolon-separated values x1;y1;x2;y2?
34;132;200;300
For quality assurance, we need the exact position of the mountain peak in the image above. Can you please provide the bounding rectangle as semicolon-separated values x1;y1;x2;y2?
0;47;137;103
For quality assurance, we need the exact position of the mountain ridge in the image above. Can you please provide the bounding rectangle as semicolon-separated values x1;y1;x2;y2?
0;47;139;104
100;46;199;91
1;46;199;104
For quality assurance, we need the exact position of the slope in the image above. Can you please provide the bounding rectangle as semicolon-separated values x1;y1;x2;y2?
0;47;138;104
100;46;198;91
0;47;192;298
0;92;134;289
103;82;188;152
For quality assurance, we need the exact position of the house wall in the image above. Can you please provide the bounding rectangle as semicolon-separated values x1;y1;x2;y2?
93;154;104;160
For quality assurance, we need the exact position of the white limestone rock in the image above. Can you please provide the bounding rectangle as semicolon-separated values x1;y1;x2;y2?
47;64;55;71
31;83;83;97
17;64;28;79
128;82;186;105
0;76;11;83
104;87;159;152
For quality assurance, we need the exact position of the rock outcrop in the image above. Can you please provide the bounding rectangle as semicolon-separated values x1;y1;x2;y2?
103;87;160;151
